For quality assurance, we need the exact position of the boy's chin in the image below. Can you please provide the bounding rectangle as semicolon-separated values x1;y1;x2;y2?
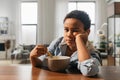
66;42;74;46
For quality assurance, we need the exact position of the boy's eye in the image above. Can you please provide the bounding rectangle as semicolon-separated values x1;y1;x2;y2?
64;28;69;32
72;29;79;32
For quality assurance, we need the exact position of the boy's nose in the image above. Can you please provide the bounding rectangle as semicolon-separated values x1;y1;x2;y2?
67;31;73;36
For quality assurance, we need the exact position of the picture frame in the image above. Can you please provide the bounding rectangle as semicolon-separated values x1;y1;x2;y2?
0;17;8;34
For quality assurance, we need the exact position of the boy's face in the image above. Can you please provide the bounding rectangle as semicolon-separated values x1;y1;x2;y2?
63;18;89;47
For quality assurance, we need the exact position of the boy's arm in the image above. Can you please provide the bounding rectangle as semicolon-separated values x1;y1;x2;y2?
75;32;100;76
30;45;47;67
30;56;42;67
75;32;90;62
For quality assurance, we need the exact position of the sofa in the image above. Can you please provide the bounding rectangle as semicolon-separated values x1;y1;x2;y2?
11;44;49;64
11;45;35;63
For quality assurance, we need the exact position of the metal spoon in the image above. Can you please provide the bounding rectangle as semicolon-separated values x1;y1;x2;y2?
47;51;53;57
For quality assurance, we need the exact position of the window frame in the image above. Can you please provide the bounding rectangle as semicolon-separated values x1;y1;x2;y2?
68;1;96;25
21;1;38;45
68;1;96;41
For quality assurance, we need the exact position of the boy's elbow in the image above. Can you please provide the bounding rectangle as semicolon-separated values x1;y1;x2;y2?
80;64;99;76
77;58;100;76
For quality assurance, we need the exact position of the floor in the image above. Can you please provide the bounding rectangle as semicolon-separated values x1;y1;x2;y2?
102;56;120;66
0;59;31;66
102;59;107;66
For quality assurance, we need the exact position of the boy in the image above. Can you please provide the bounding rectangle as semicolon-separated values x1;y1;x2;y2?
30;10;101;76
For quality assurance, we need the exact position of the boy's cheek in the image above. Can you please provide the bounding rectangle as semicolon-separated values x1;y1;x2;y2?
73;33;79;36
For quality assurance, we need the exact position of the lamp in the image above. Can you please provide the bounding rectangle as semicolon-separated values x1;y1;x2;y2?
96;23;107;49
97;23;107;36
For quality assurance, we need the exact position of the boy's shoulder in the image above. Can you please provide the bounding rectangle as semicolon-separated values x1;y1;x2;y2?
52;37;63;43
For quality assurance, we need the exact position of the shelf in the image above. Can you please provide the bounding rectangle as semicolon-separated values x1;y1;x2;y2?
107;2;120;66
107;2;120;17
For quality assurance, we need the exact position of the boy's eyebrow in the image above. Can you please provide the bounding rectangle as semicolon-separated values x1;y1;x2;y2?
71;27;80;29
74;27;79;29
64;27;80;30
64;27;68;28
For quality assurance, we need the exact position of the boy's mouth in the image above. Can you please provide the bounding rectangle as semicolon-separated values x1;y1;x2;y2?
66;38;74;43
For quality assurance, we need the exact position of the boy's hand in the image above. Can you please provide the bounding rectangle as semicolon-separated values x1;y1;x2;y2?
30;45;47;58
75;32;89;44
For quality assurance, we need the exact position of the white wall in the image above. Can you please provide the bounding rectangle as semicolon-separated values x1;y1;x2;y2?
94;0;107;45
37;0;68;44
37;0;55;44
96;0;107;31
0;0;16;35
54;0;68;38
0;0;17;59
0;0;12;17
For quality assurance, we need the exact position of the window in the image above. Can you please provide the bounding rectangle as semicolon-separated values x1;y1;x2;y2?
21;2;37;45
68;1;95;41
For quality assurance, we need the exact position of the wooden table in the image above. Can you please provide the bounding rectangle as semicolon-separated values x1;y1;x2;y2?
0;65;120;80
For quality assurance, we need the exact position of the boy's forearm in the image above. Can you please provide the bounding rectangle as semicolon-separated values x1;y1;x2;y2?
76;37;90;62
30;57;42;67
77;58;99;76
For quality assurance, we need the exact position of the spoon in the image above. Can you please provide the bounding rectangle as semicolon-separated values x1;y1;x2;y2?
47;51;53;57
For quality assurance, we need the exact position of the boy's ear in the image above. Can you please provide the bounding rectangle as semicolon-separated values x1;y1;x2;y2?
86;29;90;35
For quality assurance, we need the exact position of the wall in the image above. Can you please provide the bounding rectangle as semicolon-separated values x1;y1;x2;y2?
0;0;17;59
37;0;55;44
93;0;108;45
0;0;13;17
0;0;16;35
37;0;68;44
54;0;68;38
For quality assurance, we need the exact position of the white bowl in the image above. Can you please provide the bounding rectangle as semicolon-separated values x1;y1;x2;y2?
47;56;70;71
